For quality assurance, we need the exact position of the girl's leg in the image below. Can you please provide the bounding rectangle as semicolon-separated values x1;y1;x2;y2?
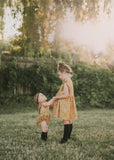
63;120;70;125
68;120;73;139
60;120;70;143
63;120;73;140
40;121;48;141
69;120;72;124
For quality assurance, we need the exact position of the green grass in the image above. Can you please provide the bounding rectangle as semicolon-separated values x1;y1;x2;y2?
0;108;114;160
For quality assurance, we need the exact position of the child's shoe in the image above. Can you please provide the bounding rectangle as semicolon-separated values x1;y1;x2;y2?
41;132;47;141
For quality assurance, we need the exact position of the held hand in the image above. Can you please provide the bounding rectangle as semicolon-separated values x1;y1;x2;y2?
52;96;58;101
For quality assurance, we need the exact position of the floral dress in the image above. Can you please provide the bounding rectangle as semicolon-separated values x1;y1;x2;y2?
37;104;50;126
53;78;78;120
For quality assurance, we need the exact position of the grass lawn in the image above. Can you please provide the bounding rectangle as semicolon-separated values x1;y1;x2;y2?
0;108;114;160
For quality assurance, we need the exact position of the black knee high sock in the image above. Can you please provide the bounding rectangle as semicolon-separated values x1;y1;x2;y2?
68;124;73;139
41;132;47;141
60;124;69;143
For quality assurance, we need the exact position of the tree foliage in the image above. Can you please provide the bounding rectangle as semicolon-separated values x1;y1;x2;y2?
0;0;112;56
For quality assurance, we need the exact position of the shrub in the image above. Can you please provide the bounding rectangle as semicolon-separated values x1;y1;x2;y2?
72;63;114;108
0;61;113;109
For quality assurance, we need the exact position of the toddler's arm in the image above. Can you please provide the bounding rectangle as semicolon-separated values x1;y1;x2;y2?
42;98;54;107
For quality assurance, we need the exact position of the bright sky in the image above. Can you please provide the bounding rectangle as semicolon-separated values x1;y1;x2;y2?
3;7;22;40
60;1;114;53
60;11;114;52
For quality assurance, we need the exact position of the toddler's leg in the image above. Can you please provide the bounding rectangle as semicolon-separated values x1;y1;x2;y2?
40;121;48;141
41;121;48;132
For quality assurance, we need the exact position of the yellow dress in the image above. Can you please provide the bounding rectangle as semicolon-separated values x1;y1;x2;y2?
53;78;78;120
36;104;50;126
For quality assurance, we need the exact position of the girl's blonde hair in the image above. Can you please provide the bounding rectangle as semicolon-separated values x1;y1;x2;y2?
34;93;39;104
57;61;73;76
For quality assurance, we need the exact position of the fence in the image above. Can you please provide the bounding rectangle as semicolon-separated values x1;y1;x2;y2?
1;55;57;95
1;55;56;69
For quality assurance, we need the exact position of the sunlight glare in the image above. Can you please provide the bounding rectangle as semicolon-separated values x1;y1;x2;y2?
60;10;114;52
4;7;22;40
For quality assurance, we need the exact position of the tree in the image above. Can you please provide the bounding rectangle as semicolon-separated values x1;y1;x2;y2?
1;0;112;57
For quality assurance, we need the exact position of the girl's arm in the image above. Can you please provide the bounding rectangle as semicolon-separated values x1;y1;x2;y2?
53;83;69;100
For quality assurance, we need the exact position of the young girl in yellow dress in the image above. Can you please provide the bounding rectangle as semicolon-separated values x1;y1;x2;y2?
34;93;54;141
52;62;78;143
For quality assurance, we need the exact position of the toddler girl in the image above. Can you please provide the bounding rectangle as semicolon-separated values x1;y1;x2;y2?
34;93;54;141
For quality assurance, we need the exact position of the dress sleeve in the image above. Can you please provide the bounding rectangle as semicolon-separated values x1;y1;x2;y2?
64;81;71;95
65;81;70;90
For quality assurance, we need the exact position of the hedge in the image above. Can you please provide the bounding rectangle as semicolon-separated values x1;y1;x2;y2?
0;60;114;108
